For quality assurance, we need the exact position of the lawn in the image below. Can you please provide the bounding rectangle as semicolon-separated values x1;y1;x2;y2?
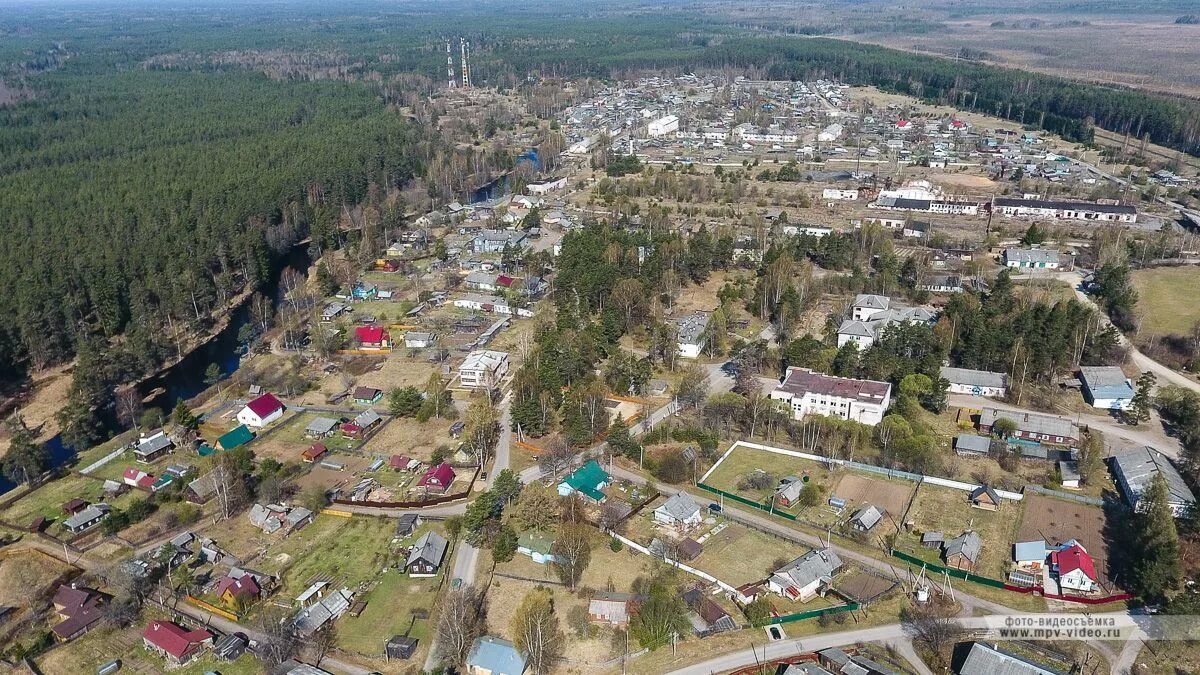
702;446;836;513
1;474;112;527
1132;266;1200;338
360;415;456;465
336;564;442;661
258;514;404;596
893;482;1022;580
36;620;261;675
688;524;812;588
250;411;359;463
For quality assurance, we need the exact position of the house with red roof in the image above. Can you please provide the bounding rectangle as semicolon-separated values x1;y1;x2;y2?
142;620;213;665
236;393;284;428
340;422;363;439
1051;542;1098;593
214;574;261;610
895;119;911;130
302;443;328;463
123;468;156;490
355;325;391;350
416;463;456;495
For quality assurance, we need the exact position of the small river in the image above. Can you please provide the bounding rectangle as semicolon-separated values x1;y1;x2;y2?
0;244;312;495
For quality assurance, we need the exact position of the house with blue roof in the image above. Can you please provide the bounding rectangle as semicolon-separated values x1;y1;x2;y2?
466;635;526;675
557;460;609;502
1078;366;1135;410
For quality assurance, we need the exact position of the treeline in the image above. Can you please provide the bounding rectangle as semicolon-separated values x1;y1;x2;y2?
0;67;422;384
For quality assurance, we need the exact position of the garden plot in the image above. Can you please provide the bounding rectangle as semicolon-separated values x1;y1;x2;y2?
893;482;1021;580
1017;494;1115;589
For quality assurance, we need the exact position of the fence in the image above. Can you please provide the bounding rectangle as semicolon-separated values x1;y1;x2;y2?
184;595;239;622
695;483;798;521
320;508;353;518
753;601;861;627
608;531;741;596
1023;485;1105;507
331;466;480;509
890;549;1009;589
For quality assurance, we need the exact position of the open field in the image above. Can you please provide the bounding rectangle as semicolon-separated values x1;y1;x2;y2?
360;415;456;464
0;549;77;643
894;483;1021;580
832;474;915;523
1017;494;1114;589
1132;267;1200;339
253;514;404;598
0;473;112;527
703;446;836;512
689;523;812;587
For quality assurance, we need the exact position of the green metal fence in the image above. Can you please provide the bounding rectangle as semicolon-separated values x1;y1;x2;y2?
890;549;1008;589
696;483;799;521
754;602;861;627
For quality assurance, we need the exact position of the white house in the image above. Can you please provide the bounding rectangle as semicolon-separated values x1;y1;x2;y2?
1003;248;1062;270
237;393;284;428
1111;446;1196;517
674;312;711;359
1052;543;1098;593
647;114;679;137
837;295;936;350
992;196;1137;223
653;493;702;529
458;350;509;389
822;188;858;201
770;368;892;426
941;367;1008;398
767;549;843;602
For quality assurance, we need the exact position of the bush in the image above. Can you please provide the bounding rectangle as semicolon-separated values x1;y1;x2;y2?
609;537;622;552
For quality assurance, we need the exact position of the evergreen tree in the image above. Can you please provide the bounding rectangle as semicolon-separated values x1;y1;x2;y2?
1133;474;1183;600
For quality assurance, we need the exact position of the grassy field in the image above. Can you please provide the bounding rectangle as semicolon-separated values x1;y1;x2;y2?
689;524;811;588
254;514;404;597
893;483;1022;580
1132;267;1200;338
336;563;442;660
702;446;836;512
0;474;112;526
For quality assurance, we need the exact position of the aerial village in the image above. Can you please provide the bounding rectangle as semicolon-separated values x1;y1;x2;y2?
2;70;1199;675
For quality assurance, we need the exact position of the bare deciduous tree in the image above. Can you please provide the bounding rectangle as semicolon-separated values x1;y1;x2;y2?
435;585;488;669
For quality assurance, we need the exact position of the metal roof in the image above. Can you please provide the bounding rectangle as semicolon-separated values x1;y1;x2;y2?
1112;446;1196;507
942;367;1008;389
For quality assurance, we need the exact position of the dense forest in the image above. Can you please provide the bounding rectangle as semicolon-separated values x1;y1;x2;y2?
2;0;1197;386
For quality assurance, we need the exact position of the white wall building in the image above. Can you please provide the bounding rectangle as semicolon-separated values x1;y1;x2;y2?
822;188;859;201
992;196;1137;223
458;350;510;389
647;114;679;137
941;367;1008;398
770;367;892;426
674;312;711;359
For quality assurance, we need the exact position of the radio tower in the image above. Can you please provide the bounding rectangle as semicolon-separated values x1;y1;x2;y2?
460;37;471;88
446;40;456;89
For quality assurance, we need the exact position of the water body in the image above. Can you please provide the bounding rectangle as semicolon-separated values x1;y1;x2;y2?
468;149;541;203
0;244;312;495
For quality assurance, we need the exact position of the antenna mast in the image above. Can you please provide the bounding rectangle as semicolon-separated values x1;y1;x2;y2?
446;40;456;89
460;38;471;88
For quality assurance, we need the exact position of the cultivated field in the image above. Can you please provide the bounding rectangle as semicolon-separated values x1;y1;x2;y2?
1017;494;1114;588
831;474;915;523
1132;266;1200;339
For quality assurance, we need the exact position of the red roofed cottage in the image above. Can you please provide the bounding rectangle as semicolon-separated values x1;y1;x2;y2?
416;463;456;494
355;325;391;350
142;620;213;665
236;393;284;428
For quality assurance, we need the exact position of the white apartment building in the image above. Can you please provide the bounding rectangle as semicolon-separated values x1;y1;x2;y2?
770;368;892;426
647;114;679;137
458;350;510;389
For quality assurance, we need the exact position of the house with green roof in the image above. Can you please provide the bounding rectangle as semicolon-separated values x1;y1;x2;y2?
557;460;609;502
516;532;556;564
216;425;254;452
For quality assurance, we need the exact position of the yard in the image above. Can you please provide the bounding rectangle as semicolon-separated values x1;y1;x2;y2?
248;411;360;463
688;524;812;588
360;415;457;464
893;482;1021;580
1017;494;1116;589
828;473;916;534
1;474;114;527
35;619;261;675
1132;266;1200;339
252;514;406;600
0;549;77;646
702;445;836;514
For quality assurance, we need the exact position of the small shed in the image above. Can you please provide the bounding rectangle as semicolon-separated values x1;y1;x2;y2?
677;538;703;561
921;531;944;549
386;635;418;661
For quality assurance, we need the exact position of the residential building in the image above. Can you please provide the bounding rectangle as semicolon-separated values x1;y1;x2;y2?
527;177;567;194
1078;366;1135;410
142;620;213;665
1052;542;1098;593
466;636;527;675
917;274;964;294
395;513;421;537
954;434;993;456
405;331;436;349
943;531;983;571
459;350;510;389
1111;446;1196;517
123;467;155;490
681;589;736;634
774;479;805;506
185;471;220;504
653;493;703;529
822;188;858;201
516;532;556;564
958;642;1065;675
416;463;457;495
236;393;284;428
63;504;111;533
977;407;1080;448
51;585;108;641
407;531;449;577
321;301;349;322
302;443;328;463
215;574;261;609
992;196;1137;223
1002;247;1062;269
216;424;254;451
942;367;1008;398
850;504;883;531
647;114;679;136
294;588;354;636
674;311;711;358
770;367;892;427
134;430;173;463
969;485;1001;511
557;460;609;502
304;417;338;439
352;386;383;405
838;295;936;349
354;326;391;350
767;549;843;602
473;229;530;254
588;592;637;627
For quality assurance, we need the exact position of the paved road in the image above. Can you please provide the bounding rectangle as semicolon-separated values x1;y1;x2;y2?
605;464;1020;617
947;393;1184;458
